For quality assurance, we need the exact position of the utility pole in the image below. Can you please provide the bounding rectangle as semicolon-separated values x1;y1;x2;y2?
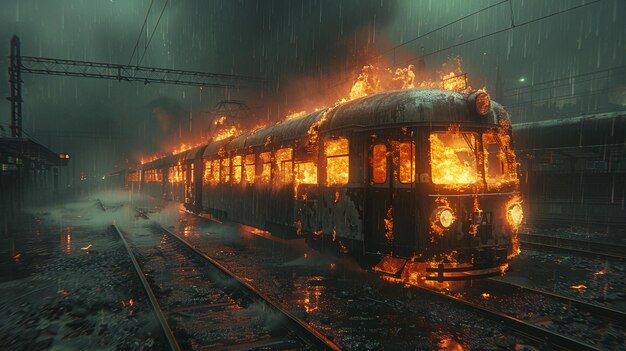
8;35;22;138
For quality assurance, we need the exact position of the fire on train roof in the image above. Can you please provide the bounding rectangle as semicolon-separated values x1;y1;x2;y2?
205;88;510;155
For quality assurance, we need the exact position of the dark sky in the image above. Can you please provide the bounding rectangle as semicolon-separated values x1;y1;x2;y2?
0;0;624;180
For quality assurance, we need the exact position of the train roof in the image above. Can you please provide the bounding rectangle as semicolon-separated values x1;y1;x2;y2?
207;88;508;155
513;110;626;150
323;88;508;132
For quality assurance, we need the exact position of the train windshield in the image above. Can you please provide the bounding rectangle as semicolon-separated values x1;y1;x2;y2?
429;132;479;186
483;131;517;187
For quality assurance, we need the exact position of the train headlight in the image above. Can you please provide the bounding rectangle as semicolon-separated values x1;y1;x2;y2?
507;203;524;227
435;207;455;229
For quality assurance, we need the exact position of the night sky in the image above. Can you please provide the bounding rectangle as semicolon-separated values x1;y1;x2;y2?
0;0;624;181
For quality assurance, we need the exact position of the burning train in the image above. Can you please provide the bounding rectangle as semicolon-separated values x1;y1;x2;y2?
128;88;523;281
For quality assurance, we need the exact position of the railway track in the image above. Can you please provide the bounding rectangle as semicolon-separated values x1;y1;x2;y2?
488;278;626;323
113;208;340;350
409;282;604;351
519;232;626;260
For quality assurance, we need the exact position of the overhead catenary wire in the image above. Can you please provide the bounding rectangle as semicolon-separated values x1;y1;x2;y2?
321;0;605;99
398;0;604;66
128;0;155;66
383;0;509;61
138;0;170;67
503;65;626;95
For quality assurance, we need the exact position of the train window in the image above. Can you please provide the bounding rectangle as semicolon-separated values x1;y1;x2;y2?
232;156;242;184
275;148;293;184
259;152;271;183
203;160;211;185
372;144;387;184
397;142;416;183
221;158;231;183
295;161;317;184
167;166;174;183
483;132;517;186
211;159;220;185
325;138;349;185
429;132;479;185
244;154;255;184
144;169;162;183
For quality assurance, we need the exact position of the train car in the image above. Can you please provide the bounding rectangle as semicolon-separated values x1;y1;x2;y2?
514;111;626;231
140;145;207;208
195;88;522;280
129;89;523;280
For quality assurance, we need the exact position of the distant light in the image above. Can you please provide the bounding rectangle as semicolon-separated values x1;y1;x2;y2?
102;176;106;180
519;77;526;82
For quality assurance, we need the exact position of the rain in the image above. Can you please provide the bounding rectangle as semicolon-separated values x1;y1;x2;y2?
0;1;625;350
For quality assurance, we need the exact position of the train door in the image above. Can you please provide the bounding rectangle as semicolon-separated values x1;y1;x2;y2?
365;141;393;255
390;140;417;257
185;162;194;204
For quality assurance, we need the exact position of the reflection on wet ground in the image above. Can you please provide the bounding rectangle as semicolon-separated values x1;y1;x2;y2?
161;207;521;350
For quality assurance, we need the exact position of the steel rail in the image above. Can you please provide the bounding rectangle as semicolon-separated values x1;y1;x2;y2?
165;205;597;350
519;233;626;260
111;224;181;351
488;278;626;326
412;284;599;351
135;208;342;351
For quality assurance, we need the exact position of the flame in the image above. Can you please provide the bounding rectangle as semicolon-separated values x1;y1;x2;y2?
284;110;307;120
244;154;255;184
274;148;293;184
294;161;317;197
469;196;482;236
171;142;202;156
168;162;184;183
213;125;242;141
306;110;330;150
384;207;394;243
144;169;163;183
214;116;227;125
505;194;523;258
324;138;349;186
483;127;519;190
129;298;134;306
570;284;587;290
371;144;388;183
395;141;415;183
232;155;242;184
429;126;479;189
259;152;271;183
80;243;93;251
481;293;491;299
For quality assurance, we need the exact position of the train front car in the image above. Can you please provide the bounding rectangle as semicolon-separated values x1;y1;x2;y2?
345;89;523;282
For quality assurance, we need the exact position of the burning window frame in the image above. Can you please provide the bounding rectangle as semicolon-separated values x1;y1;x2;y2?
244;154;255;184
274;148;294;185
396;141;416;184
324;137;350;186
371;143;388;184
429;130;480;189
258;152;272;184
482;130;519;190
232;155;243;184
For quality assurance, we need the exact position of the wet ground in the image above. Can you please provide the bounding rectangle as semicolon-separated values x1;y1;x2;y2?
0;199;166;351
3;192;625;350
138;202;538;350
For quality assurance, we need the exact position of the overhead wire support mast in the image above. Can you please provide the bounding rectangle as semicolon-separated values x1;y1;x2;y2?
18;55;265;89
